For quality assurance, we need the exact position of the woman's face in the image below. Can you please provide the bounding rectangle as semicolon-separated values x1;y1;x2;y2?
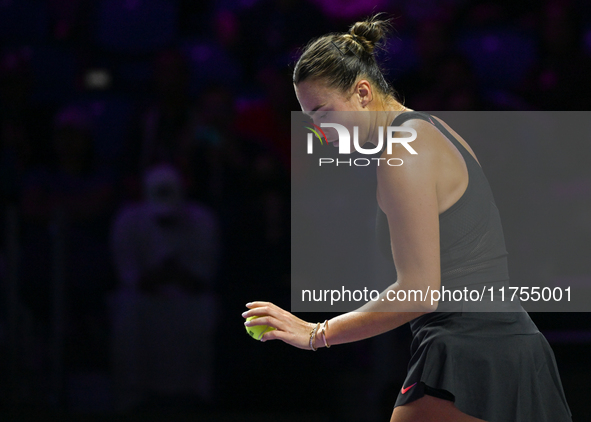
294;78;372;149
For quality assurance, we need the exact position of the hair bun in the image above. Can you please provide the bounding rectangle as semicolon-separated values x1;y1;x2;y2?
349;14;392;55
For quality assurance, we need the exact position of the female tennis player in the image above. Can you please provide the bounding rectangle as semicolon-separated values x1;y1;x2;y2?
242;14;573;422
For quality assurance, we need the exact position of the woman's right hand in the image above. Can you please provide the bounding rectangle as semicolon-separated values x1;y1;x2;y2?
242;301;318;350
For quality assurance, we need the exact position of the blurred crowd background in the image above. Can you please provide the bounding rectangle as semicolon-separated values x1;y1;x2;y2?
1;0;590;421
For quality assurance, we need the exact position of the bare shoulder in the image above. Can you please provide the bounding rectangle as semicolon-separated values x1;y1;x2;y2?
376;118;442;209
375;118;442;295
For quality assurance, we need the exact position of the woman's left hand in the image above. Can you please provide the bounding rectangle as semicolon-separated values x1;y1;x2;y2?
242;301;316;350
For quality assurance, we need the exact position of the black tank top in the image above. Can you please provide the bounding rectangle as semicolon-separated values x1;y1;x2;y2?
376;111;510;291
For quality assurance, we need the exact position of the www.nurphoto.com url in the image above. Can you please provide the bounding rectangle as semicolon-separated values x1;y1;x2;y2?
301;286;572;306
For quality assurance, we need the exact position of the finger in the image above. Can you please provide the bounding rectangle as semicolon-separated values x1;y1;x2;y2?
244;315;272;327
244;315;287;332
241;308;263;319
245;301;273;309
242;304;283;319
246;302;287;316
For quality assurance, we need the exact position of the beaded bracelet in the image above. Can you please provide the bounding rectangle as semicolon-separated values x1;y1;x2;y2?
309;322;320;351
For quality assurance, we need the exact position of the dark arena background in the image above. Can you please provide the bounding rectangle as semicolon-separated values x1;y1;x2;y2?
1;1;590;421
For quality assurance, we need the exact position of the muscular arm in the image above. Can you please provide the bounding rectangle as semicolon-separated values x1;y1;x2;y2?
323;125;442;345
244;122;444;349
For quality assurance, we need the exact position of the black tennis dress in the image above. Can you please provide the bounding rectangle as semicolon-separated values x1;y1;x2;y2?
376;111;572;421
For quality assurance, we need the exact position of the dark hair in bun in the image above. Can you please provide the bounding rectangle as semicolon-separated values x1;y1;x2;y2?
349;15;391;55
293;13;398;100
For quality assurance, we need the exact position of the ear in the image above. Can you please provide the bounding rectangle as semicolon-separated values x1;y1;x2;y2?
354;79;373;108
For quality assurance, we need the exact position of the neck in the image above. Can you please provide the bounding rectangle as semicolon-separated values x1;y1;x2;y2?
365;102;412;147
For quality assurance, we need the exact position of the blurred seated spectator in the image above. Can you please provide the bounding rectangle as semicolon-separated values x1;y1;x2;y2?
108;164;220;411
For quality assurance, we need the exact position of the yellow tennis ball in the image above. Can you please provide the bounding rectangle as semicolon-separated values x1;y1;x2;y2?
245;316;275;340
